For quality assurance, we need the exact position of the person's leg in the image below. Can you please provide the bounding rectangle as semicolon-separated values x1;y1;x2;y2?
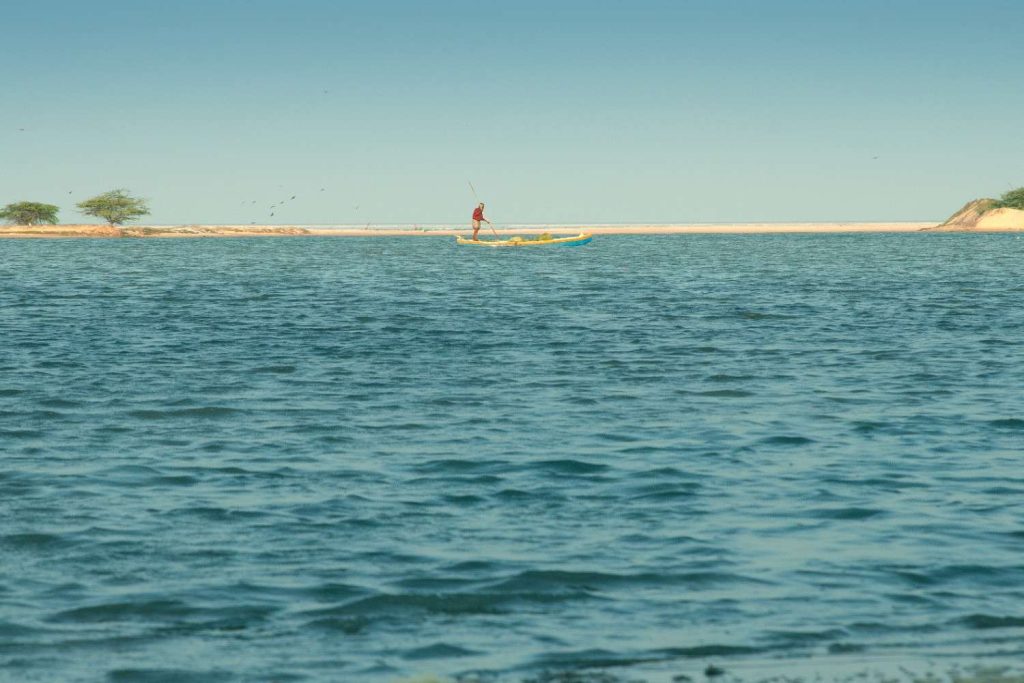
472;219;480;240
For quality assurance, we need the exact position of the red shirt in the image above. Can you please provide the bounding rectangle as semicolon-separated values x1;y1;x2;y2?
472;207;484;221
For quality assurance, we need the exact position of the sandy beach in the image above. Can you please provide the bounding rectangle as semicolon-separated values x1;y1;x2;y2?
0;221;972;238
310;222;940;236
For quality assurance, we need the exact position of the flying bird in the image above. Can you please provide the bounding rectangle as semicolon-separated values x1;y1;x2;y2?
290;195;296;200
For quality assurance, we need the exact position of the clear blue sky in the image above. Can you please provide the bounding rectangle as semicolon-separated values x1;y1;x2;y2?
2;0;1022;225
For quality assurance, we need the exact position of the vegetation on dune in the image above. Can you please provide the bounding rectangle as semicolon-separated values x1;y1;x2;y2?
76;189;150;226
994;186;1024;211
0;201;60;225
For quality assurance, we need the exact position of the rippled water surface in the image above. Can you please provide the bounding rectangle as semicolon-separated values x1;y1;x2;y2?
2;234;1023;682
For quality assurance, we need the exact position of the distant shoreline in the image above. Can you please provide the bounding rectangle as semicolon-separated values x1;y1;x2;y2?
3;221;1021;239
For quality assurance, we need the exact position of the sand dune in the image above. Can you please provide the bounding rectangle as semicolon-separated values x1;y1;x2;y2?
927;199;1024;231
974;207;1024;230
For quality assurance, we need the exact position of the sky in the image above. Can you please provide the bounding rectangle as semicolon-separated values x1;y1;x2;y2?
2;0;1022;225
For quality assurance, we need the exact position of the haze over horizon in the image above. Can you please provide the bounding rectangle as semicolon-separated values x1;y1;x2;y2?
3;0;1022;226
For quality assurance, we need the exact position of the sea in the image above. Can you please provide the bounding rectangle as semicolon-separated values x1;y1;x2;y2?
1;233;1023;683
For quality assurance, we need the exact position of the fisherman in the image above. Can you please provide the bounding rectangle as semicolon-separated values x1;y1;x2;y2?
471;202;490;241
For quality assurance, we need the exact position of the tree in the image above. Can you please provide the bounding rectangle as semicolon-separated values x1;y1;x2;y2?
995;187;1024;211
0;201;59;225
77;189;150;226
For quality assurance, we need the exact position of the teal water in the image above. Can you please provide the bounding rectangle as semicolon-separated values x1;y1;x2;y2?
2;235;1023;683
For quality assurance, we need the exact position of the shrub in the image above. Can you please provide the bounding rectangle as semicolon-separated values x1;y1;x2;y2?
77;189;150;226
995;187;1024;211
0;201;59;225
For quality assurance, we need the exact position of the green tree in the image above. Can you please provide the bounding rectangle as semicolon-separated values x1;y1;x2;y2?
0;201;60;225
995;187;1024;211
77;189;150;226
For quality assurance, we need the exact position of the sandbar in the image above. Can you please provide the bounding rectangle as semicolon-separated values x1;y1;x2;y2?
0;222;975;239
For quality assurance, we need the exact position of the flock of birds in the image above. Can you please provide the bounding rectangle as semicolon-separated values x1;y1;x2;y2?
13;127;368;225
243;192;305;218
238;187;362;224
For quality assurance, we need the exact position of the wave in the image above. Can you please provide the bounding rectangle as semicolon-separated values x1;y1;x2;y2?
807;507;885;520
0;532;75;549
401;642;480;660
959;614;1024;630
49;600;199;623
988;418;1024;430
530;459;610;475
106;668;235;683
301;593;519;617
125;406;244;420
488;569;768;592
758;435;816;446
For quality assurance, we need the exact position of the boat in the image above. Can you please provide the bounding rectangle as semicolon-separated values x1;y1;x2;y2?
455;233;593;247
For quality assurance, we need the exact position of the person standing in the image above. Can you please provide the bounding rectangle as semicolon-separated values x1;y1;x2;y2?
471;202;490;241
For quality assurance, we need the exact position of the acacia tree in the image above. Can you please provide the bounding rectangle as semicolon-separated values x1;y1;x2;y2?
77;189;150;226
0;201;60;225
996;187;1024;211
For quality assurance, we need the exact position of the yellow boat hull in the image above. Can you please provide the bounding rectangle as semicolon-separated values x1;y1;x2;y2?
455;233;593;247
